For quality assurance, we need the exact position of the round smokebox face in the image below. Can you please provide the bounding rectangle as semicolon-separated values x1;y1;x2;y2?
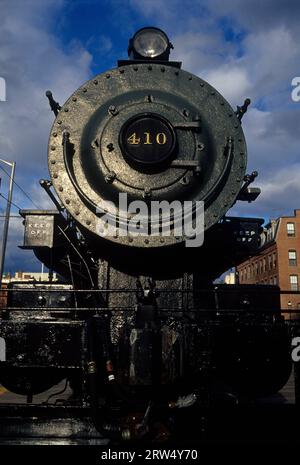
119;113;176;167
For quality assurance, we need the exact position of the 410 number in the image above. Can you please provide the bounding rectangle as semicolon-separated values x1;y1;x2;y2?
127;132;167;145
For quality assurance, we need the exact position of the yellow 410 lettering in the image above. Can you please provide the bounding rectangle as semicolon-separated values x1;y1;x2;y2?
127;132;167;145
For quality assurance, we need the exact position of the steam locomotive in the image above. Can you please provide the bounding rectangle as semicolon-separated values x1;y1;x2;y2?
0;27;291;442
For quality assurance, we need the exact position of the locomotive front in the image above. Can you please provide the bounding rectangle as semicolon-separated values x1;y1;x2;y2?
48;27;247;255
0;27;292;443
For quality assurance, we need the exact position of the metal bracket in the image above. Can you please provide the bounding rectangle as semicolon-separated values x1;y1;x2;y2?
173;121;201;130
46;91;61;117
237;171;261;202
170;159;201;173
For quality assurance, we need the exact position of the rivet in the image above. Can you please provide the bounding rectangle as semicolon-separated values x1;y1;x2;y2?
66;199;70;204
93;79;98;85
72;97;77;102
119;69;125;74
240;152;244;155
200;83;204;87
64;108;69;112
59;186;63;192
234;124;239;128
83;88;87;93
236;178;241;182
238;138;242;143
106;74;111;79
53;132;57;137
211;91;215;95
105;171;116;183
53;173;58;178
220;102;225;106
188;76;192;80
57;120;62;125
108;105;119;116
86;220;91;225
50;160;56;164
51;146;56;151
228;113;233;117
75;210;80;216
144;239;149;244
143;188;152;199
160;238;165;243
161;66;165;72
175;71;179;76
133;66;138;71
128;237;133;243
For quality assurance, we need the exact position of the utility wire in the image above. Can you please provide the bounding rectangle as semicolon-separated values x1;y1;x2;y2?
0;164;40;209
0;192;22;211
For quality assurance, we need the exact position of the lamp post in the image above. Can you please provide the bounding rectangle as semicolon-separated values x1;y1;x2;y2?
0;159;16;286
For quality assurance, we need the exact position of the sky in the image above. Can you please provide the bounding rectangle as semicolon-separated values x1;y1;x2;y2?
0;0;300;272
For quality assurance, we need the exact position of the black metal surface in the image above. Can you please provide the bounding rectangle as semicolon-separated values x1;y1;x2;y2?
47;63;247;250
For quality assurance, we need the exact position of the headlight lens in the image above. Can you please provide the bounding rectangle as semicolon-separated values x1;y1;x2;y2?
132;28;170;59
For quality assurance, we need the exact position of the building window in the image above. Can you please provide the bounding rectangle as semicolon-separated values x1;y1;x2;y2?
287;222;295;236
268;255;272;270
273;253;277;269
290;275;298;291
289;250;297;266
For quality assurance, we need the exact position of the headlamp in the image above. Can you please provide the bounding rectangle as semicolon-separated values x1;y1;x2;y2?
128;27;172;61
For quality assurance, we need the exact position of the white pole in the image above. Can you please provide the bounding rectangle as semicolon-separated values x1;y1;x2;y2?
0;159;16;286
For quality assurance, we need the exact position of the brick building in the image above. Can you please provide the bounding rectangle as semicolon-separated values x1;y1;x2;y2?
237;209;300;313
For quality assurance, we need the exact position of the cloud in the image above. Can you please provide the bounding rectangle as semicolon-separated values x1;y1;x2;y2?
203;65;251;103
1;0;300;271
128;0;300;222
0;0;92;271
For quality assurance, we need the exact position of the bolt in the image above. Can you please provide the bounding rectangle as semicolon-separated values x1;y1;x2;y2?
107;143;114;152
194;166;201;176
108;105;119;116
105;171;116;183
143;188;152;199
